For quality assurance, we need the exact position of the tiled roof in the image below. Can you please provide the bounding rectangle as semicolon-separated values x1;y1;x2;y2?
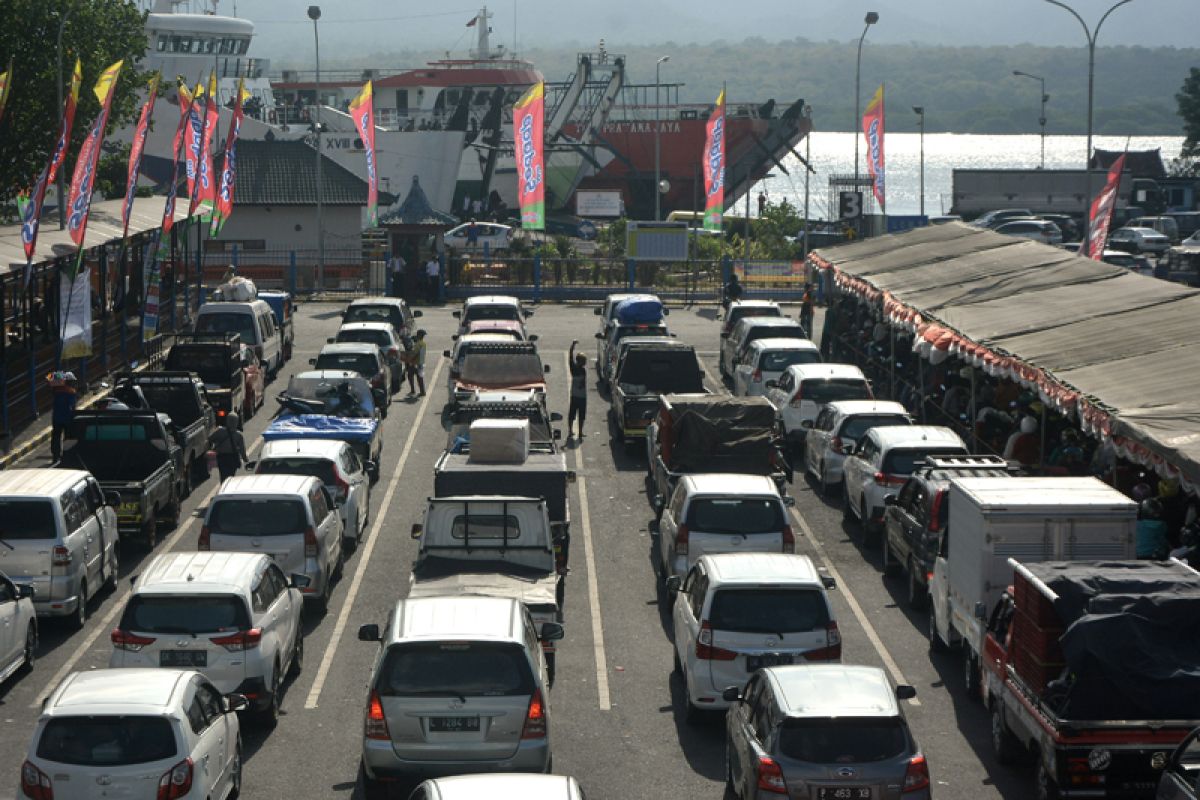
228;140;396;206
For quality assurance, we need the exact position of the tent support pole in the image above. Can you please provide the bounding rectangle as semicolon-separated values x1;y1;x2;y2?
969;368;978;452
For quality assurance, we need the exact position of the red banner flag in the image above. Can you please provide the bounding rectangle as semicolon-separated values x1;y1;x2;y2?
513;82;545;230
162;82;200;235
193;72;220;217
1085;153;1126;260
211;80;249;235
183;80;204;204
47;59;82;185
861;84;886;211
123;73;160;238
65;60;123;248
703;88;726;232
349;81;379;227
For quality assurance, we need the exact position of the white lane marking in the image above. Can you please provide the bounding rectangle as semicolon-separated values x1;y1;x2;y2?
31;438;265;708
304;358;445;709
565;351;612;711
788;506;921;706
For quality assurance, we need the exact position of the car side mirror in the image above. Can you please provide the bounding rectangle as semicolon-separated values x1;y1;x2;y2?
413;310;423;318
411;523;424;539
528;334;539;342
722;686;743;702
543;364;551;373
800;419;814;429
16;584;34;599
553;429;561;440
720;331;729;338
357;624;381;642
896;685;917;701
539;622;565;641
452;310;461;318
665;576;682;593
550;412;563;422
442;350;451;358
289;573;311;589
365;460;378;478
307;358;316;365
593;307;603;315
104;490;122;507
224;693;250;713
662;308;670;316
764;380;779;389
451;334;459;342
594;332;605;340
883;494;899;507
783;496;796;507
523;309;534;318
819;569;837;590
326;337;335;343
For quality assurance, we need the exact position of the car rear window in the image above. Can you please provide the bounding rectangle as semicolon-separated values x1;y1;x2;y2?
840;414;911;441
208;498;307;536
166;348;232;384
344;306;400;327
687;497;784;534
121;594;250;634
780;717;908;763
37;716;177;766
196;312;257;344
465;306;521;323
730;307;781;327
760;349;820;372
708;589;829;634
800;378;872;405
315;353;379;377
337;330;390;347
257;457;338;487
747;326;806;345
0;499;58;539
378;642;534;697
883;448;967;475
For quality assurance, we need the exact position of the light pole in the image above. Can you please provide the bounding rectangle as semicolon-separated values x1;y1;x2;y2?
852;11;879;193
1043;0;1133;243
912;106;925;218
802;104;813;260
55;1;73;230
1012;70;1048;169
308;5;324;290
654;55;670;221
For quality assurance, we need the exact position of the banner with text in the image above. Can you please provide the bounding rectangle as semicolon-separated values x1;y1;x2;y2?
66;60;123;250
703;89;726;232
1086;153;1126;259
349;80;379;227
513;82;545;230
212;80;250;235
862;84;886;211
123;73;160;238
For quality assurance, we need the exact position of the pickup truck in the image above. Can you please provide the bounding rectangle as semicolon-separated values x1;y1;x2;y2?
60;410;181;547
265;370;383;481
120;372;216;494
646;393;790;513
609;338;706;446
447;341;550;408
984;559;1200;799
165;333;245;423
408;496;563;682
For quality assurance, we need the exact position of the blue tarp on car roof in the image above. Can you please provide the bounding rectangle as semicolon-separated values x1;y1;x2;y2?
265;415;377;444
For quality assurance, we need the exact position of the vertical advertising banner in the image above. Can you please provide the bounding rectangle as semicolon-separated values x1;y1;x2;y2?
349;81;379;227
195;72;220;218
47;59;82;185
1086;153;1127;260
60;266;93;359
66;60;124;247
703;89;726;232
163;83;199;235
0;59;12;125
862;84;886;211
212;80;249;235
513;82;545;230
123;73;160;238
142;237;163;341
184;81;204;205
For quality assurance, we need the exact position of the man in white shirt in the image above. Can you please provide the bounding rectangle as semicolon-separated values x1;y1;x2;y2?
425;256;440;302
389;253;406;298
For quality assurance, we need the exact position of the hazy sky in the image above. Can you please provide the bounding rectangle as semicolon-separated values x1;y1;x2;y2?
219;0;1197;62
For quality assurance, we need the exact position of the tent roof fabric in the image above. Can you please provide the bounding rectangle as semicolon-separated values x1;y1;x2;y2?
809;221;1200;491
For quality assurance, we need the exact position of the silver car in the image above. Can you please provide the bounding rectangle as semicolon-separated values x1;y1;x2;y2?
408;774;585;800
724;664;929;800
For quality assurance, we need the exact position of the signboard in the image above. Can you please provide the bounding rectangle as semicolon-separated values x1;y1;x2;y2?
576;190;622;218
839;191;863;220
733;260;807;285
626;221;689;262
886;215;929;234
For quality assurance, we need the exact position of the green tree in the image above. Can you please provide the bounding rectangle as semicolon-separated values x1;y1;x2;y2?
0;0;149;198
1178;67;1200;158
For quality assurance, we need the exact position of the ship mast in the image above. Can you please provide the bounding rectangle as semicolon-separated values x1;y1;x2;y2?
471;7;494;59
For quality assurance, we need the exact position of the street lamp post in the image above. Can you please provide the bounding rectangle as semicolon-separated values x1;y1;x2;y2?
308;5;324;291
1043;0;1133;243
802;105;813;260
1012;70;1048;169
852;11;879;192
654;55;670;221
912;106;925;218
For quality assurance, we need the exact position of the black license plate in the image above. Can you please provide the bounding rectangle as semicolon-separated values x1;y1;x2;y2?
747;653;794;671
160;650;207;667
817;788;871;800
428;716;480;733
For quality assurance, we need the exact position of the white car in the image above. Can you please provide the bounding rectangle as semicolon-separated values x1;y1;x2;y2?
255;439;372;549
720;299;782;338
803;400;912;494
764;363;874;447
720;316;809;379
444;221;515;253
109;551;304;727
1108;226;1171;255
841;425;968;537
0;570;37;686
994;218;1063;245
22;668;244;800
733;337;821;397
333;322;404;393
410;775;586;799
200;474;344;612
657;474;795;580
452;294;532;335
667;553;839;723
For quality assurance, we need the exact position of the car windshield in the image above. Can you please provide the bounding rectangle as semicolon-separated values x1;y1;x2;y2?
208;498;307;536
37;717;177;766
337;330;390;348
257;457;338;486
344;306;400;328
165;348;231;384
464;305;521;324
883;448;967;475
377;642;534;697
779;718;908;764
0;499;57;540
841;414;911;441
315;352;379;377
801;378;872;405
121;594;250;635
687;497;783;534
760;349;820;372
196;312;256;343
708;589;829;634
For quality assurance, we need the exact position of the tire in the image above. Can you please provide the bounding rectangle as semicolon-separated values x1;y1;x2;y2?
907;563;928;610
819;461;835;497
312;575;332;615
928;604;945;653
860;500;871;540
19;624;36;674
684;700;705;727
725;744;741;799
881;536;900;577
105;542;120;591
842;485;854;521
1035;752;1061;800
287;629;304;679
143;513;158;550
991;704;1021;765
546;652;556;687
160;489;181;531
256;664;281;729
963;648;980;702
71;581;88;631
227;739;243;799
673;646;682;675
360;762;387;800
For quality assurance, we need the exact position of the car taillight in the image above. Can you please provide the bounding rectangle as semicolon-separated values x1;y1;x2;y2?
696;621;737;661
929;490;946;533
21;760;52;800
756;754;788;794
304;526;318;558
111;629;156;652
365;690;390;740
830;436;844;454
334;473;350;502
903;754;930;793
805;621;842;661
370;374;384;388
752;368;762;383
198;525;210;551
388;346;399;360
156;758;193;800
874;472;905;487
675;523;690;556
211;628;262;652
789;387;803;408
521;688;547;739
781;524;796;554
51;546;71;566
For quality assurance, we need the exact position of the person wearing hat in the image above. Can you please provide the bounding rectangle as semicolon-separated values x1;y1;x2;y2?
49;371;78;462
406;330;427;396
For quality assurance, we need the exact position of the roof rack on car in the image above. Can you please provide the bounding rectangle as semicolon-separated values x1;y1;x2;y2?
918;454;1020;472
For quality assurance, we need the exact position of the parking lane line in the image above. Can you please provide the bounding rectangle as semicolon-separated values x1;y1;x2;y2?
304;358;445;710
788;505;921;706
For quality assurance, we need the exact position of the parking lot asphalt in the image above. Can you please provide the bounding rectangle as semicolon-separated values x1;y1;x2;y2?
0;300;1033;799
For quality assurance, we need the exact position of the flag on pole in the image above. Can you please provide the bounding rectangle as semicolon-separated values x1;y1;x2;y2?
184;80;205;205
862;84;886;211
513;82;545;230
466;15;478;27
47;59;82;184
702;88;726;232
1085;153;1126;259
0;58;12;125
193;71;220;218
123;73;160;238
211;79;250;235
162;82;200;235
349;81;379;227
65;59;124;250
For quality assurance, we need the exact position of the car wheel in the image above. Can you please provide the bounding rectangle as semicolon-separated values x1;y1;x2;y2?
227;738;243;799
20;624;36;674
725;744;741;799
105;543;120;591
70;581;88;630
257;663;281;729
928;604;945;653
334;546;345;581
859;500;870;540
160;489;181;531
684;699;705;727
359;762;387;800
842;485;854;521
1035;751;1061;800
312;575;331;615
991;704;1020;764
673;646;682;675
881;536;900;577
143;513;158;550
907;563;927;610
288;628;304;679
819;461;836;497
963;648;980;702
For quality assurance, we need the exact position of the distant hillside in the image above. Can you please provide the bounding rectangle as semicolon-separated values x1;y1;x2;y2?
302;40;1197;136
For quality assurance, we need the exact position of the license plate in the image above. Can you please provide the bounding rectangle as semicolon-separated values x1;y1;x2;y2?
160;650;207;667
747;653;794;671
428;716;480;733
817;788;871;800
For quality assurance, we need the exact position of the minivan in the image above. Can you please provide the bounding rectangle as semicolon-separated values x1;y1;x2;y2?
765;363;874;446
721;317;809;379
196;300;284;378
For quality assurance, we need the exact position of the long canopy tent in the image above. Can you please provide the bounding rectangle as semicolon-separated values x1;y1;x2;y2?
807;222;1200;494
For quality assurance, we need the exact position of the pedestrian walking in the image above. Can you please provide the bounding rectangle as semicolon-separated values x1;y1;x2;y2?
567;340;587;439
799;282;815;337
49;371;78;462
390;252;406;298
209;412;248;482
757;191;767;217
425;256;440;302
405;330;427;396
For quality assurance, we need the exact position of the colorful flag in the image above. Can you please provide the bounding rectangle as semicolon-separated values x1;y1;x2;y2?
65;59;124;250
123;73;161;238
861;84;886;211
513;82;545;231
60;264;92;359
211;79;250;235
47;59;82;184
162;83;200;235
1085;153;1126;259
702;88;726;232
466;15;477;27
193;72;220;217
184;80;205;204
349;80;379;227
0;59;12;125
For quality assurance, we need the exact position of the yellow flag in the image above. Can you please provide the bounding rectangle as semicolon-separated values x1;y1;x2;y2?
68;59;82;103
92;60;124;105
238;77;250;105
715;88;725;107
207;70;217;101
350;80;372;112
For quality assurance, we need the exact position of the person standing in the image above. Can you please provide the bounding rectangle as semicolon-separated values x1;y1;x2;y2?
466;219;479;250
799;282;815;337
49;371;78;462
757;191;767;217
390;252;406;298
425;256;440;302
567;340;587;439
209;412;248;482
406;330;427;396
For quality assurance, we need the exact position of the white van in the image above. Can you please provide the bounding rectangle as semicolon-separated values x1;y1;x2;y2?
196;300;283;378
0;469;120;628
